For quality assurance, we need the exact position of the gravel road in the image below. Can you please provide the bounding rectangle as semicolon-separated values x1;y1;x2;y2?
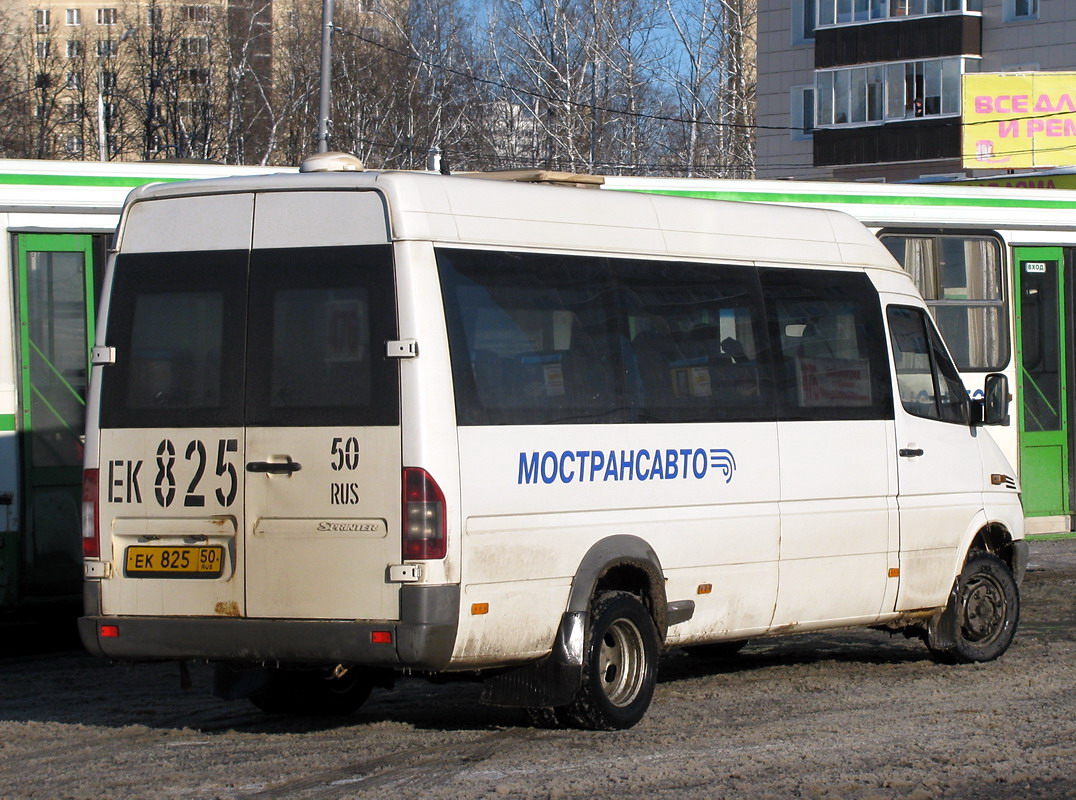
1;539;1074;800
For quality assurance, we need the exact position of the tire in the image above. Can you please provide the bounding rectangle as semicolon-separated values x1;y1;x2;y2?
684;639;748;659
562;591;660;731
250;667;373;716
928;552;1020;664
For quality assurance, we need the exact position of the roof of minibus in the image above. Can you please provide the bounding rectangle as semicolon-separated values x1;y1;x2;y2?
121;169;904;272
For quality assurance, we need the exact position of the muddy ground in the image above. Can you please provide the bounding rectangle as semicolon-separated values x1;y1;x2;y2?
1;539;1074;800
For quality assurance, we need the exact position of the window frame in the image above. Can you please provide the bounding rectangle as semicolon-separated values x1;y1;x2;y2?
791;85;815;141
887;304;970;424
815;57;974;129
1005;0;1038;22
816;0;981;28
879;230;1008;372
439;248;894;427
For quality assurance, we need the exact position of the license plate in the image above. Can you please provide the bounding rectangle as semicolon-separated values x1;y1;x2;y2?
124;545;225;578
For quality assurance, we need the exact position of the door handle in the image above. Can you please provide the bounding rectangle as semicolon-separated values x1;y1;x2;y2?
899;448;924;458
246;457;302;474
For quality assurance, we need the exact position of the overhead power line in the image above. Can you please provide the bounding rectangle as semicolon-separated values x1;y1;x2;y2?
335;25;1076;139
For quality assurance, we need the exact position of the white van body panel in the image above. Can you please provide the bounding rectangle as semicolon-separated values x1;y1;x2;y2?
252;191;389;249
120;194;255;253
98;427;245;617
454;421;781;662
771;419;899;629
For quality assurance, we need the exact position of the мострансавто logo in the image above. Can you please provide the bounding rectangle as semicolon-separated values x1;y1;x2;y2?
517;447;736;485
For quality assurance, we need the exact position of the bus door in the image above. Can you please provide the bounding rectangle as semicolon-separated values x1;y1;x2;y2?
1013;247;1069;519
241;193;402;621
15;233;96;595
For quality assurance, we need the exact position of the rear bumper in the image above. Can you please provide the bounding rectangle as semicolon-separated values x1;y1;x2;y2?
78;584;460;671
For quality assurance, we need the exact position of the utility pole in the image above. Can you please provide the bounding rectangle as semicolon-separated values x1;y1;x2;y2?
316;0;335;153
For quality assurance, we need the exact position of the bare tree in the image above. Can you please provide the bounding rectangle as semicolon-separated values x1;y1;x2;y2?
659;0;755;177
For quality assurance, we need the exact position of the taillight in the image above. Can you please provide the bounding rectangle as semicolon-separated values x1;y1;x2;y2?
402;467;446;560
82;468;100;558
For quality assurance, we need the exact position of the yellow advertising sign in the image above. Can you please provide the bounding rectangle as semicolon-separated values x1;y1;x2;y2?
962;73;1076;169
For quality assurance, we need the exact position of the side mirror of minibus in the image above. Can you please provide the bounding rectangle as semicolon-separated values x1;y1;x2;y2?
972;373;1010;426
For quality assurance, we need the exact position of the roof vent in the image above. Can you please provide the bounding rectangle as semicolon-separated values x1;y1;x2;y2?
300;152;366;173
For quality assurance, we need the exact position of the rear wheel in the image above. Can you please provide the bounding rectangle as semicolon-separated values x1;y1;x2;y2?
928;552;1019;664
562;591;659;730
250;666;373;715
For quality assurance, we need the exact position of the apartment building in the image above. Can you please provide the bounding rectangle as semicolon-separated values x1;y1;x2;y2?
2;0;403;163
757;0;1076;180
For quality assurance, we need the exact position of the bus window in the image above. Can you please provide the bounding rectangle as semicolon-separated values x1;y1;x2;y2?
438;249;624;426
881;233;1006;371
439;250;775;425
887;305;969;424
618;259;772;422
760;268;892;421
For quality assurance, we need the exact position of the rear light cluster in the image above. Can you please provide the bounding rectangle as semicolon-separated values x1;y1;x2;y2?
402;467;446;560
82;468;100;558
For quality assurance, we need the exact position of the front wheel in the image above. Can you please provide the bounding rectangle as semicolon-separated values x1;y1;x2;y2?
928;552;1019;664
562;591;660;730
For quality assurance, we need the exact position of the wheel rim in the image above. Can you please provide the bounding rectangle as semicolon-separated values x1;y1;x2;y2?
960;572;1007;645
598;618;646;707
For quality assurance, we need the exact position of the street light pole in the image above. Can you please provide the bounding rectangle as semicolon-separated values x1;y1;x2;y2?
97;73;107;161
316;0;335;153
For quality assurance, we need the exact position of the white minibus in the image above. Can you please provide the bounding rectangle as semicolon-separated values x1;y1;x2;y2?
79;157;1026;729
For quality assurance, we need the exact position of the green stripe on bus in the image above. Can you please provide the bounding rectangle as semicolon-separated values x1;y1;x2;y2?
0;415;16;431
613;187;1076;211
0;173;191;189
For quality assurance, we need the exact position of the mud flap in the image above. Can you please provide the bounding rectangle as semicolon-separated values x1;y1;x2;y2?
926;581;960;652
481;611;586;707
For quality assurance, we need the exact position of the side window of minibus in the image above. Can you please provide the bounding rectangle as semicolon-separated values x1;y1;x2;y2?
619;259;774;423
437;249;623;425
887;305;969;424
760;268;892;421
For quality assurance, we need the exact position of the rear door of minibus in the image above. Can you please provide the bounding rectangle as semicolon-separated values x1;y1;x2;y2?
97;189;402;623
243;190;401;620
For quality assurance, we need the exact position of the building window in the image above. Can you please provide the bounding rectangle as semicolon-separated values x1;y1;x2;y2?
181;5;210;22
180;36;208;55
63;102;82;122
34;8;50;31
818;0;980;26
96;7;117;25
66;8;81;25
179;68;209;84
34;40;50;59
793;0;816;43
146;6;162;25
99;70;116;91
66;71;81;90
816;57;969;127
791;85;815;139
1005;0;1038;21
96;38;117;57
67;40;83;58
65;135;84;154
